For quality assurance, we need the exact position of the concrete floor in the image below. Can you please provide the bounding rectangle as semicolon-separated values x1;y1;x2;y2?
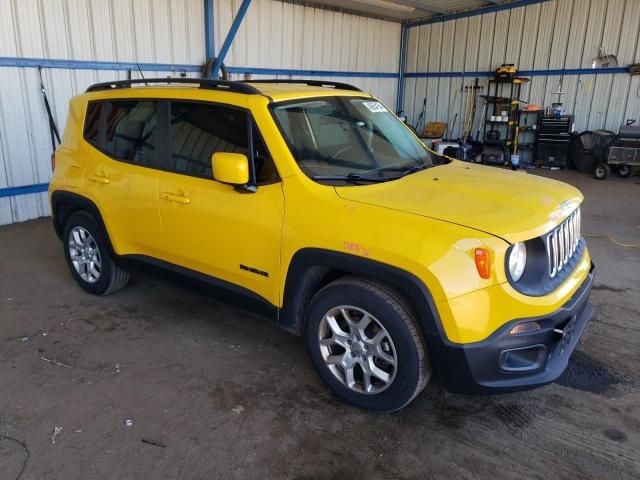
1;170;639;480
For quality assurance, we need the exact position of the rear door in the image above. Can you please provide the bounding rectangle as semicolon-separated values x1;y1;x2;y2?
156;100;284;305
83;99;166;257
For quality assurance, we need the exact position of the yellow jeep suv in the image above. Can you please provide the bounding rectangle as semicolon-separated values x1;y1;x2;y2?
49;78;594;411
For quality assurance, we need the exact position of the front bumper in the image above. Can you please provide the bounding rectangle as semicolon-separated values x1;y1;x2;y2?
428;263;594;394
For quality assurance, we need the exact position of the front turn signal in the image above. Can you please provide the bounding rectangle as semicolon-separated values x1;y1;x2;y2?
475;248;491;279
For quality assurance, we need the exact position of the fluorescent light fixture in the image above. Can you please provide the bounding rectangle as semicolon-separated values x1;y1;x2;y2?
351;0;416;13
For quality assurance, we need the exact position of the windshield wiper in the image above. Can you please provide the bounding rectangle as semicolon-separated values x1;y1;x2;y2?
311;173;398;183
401;162;432;175
375;162;432;177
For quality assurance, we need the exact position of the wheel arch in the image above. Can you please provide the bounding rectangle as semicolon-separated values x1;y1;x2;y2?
278;248;443;340
51;191;114;254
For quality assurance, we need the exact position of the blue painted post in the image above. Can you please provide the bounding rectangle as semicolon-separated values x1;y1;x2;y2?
210;0;252;79
395;24;408;115
204;0;215;60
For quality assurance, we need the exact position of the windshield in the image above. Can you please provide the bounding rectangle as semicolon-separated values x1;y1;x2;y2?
271;96;447;184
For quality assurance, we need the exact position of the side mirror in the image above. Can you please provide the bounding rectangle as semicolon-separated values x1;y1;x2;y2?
212;152;250;186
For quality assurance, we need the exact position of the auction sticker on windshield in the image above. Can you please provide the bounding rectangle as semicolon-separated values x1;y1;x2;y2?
362;101;387;113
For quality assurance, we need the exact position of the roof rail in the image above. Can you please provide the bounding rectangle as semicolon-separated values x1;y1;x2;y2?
243;79;362;92
85;78;260;94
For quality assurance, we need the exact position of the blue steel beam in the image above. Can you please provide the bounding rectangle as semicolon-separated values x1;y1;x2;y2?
405;0;550;28
0;56;398;78
0;183;49;198
204;0;215;59
226;66;397;78
0;56;201;72
210;0;252;78
404;67;629;78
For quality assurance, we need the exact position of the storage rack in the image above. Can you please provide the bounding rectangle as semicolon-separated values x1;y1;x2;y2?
514;110;540;166
481;77;529;165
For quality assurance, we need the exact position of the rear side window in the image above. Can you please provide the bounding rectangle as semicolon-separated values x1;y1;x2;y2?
84;100;160;167
170;101;278;183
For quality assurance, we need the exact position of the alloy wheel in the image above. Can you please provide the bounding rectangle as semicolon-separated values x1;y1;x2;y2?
318;305;397;394
68;226;102;283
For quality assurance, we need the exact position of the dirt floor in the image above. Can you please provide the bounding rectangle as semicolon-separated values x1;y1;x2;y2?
1;170;639;480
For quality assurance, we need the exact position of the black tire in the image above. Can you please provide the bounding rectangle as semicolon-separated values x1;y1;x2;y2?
62;211;129;295
594;162;610;180
304;276;430;412
617;165;631;178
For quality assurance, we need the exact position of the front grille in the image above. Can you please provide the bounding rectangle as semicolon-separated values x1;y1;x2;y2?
546;207;581;278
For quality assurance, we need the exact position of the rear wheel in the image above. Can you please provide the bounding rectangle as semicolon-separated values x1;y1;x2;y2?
305;277;430;412
63;211;129;295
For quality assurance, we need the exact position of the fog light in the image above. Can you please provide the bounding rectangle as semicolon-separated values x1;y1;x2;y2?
510;321;541;335
500;344;547;372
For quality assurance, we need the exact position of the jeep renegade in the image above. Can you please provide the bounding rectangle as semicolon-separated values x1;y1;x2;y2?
49;78;594;411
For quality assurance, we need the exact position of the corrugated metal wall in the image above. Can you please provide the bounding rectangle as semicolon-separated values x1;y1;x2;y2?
218;0;400;104
0;0;400;225
402;0;640;139
0;0;205;226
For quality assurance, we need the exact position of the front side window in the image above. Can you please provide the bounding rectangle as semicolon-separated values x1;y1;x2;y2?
170;102;278;183
271;96;445;183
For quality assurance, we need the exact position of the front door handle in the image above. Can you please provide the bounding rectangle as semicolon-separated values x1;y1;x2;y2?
87;174;110;184
161;192;191;204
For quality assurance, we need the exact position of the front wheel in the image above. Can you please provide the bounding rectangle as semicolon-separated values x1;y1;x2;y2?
305;277;430;412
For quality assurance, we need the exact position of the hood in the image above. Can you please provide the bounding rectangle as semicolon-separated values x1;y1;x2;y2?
335;161;583;243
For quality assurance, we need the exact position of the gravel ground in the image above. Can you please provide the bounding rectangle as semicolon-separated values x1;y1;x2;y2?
0;169;638;479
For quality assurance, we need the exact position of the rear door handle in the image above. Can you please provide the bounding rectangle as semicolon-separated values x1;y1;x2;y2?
161;192;191;204
87;174;110;184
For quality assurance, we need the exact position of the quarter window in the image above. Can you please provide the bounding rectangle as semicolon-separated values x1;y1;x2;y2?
84;102;101;147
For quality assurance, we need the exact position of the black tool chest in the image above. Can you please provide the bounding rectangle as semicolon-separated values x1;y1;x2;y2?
536;115;574;167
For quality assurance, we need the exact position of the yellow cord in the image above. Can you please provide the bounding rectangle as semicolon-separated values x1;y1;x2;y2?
584;234;640;248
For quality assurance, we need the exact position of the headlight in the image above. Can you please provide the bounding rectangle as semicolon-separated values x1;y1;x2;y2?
508;242;527;282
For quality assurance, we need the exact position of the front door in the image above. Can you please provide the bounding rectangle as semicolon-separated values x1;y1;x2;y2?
156;100;283;305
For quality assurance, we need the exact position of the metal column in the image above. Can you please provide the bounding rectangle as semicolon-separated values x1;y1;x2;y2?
210;0;252;79
204;0;215;60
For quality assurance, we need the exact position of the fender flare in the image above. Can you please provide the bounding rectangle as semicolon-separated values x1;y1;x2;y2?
278;248;443;339
50;190;114;254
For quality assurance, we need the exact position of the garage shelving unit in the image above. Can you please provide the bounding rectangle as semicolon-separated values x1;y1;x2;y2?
481;77;529;165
